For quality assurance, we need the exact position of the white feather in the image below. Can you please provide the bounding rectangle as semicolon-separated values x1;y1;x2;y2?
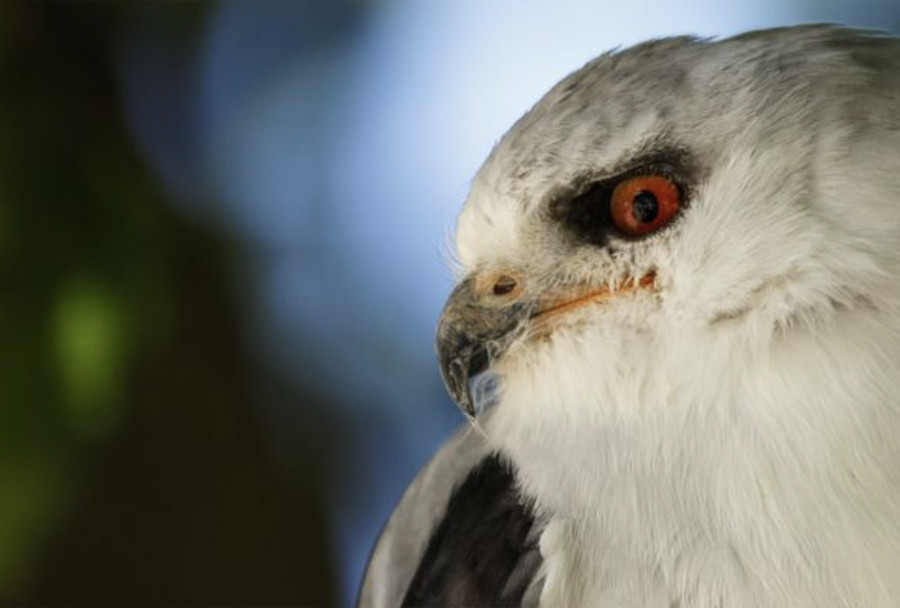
451;26;900;607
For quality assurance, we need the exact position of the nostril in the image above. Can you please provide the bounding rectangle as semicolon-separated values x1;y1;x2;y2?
492;275;518;296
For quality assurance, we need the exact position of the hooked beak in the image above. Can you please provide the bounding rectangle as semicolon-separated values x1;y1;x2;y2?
435;271;656;417
435;278;529;417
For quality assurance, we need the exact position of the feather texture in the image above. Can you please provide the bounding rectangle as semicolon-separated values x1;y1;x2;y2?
364;25;900;608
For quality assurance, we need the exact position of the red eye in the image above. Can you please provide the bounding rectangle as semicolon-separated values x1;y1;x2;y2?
610;175;680;237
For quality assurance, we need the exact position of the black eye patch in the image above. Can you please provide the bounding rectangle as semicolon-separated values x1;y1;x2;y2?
559;181;615;246
549;149;694;247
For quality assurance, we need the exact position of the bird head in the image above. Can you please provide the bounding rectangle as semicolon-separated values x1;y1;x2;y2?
436;26;900;428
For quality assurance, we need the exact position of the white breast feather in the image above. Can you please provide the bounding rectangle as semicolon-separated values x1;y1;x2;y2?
451;26;900;608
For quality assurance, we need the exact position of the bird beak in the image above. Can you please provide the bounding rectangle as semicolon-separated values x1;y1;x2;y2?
435;278;530;417
435;270;657;417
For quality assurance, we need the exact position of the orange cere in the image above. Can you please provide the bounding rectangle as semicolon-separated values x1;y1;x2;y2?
533;271;657;320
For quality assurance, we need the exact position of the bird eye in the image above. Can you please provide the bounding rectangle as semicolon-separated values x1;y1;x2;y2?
610;175;680;237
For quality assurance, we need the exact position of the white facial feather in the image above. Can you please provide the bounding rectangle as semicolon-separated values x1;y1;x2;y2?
451;25;900;607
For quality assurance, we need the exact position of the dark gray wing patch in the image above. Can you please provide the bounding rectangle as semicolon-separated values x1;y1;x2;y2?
401;454;543;608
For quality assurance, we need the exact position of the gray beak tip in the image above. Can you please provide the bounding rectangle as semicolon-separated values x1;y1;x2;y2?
440;355;476;417
435;278;526;419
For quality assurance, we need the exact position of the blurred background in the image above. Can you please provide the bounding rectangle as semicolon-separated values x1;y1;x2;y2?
1;1;898;605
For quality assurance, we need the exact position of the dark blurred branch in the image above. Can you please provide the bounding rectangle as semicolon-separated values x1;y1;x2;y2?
0;3;336;605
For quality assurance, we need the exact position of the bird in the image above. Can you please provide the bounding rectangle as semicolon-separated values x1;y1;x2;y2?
358;24;900;607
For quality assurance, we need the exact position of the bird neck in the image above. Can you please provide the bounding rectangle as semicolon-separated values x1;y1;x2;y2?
486;308;900;606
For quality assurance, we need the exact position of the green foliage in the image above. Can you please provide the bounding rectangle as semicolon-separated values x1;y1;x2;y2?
0;2;177;598
53;276;129;439
0;4;335;604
